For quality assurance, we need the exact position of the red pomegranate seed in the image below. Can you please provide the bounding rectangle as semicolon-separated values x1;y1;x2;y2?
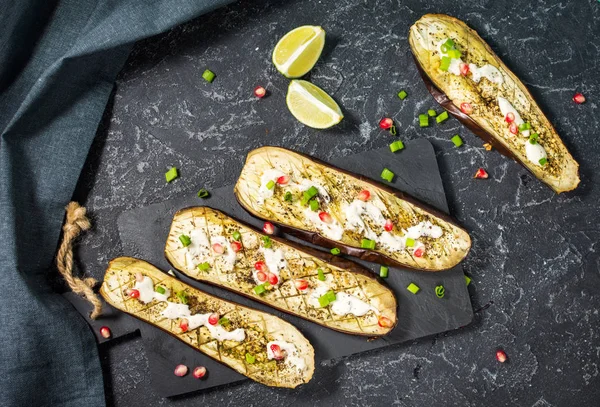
384;219;394;232
174;364;188;377
573;92;586;104
357;189;371;202
212;243;224;254
263;222;275;235
268;272;279;286
318;211;333;224
208;313;219;326
254;261;267;272
193;366;207;379
254;86;267;98
413;247;425;258
276;175;290;185
135;272;144;282
377;316;393;328
505;112;515;123
459;63;470;76
270;344;286;360
99;326;111;339
496;349;508;363
460;102;473;115
127;288;140;299
474;168;489;179
294;279;309;291
379;117;393;130
230;241;242;252
256;270;267;282
509;123;518;134
180;319;189;333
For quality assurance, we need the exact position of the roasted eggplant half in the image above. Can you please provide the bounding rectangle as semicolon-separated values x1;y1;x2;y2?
234;147;471;272
164;207;397;336
409;13;579;193
100;257;314;388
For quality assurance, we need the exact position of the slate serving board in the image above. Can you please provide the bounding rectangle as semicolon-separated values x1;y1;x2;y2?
72;139;473;397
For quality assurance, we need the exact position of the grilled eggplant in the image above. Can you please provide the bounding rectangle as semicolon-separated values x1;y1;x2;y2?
100;257;314;388
164;207;397;336
409;13;579;193
234;147;471;272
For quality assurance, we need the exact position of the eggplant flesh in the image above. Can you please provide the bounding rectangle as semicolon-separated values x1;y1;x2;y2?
234;147;471;272
100;257;315;388
164;207;397;336
409;13;579;193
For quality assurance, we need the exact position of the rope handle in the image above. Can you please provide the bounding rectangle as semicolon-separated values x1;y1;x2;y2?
56;202;102;319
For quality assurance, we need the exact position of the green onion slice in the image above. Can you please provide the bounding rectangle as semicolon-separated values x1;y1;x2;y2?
447;49;461;59
443;38;455;49
518;122;531;132
232;231;241;241
539;157;548;166
254;284;266;295
218;317;229;326
451;134;463;147
361;238;376;249
155;286;166;295
439;56;451;71
419;113;429;127
197;188;209;198
428;109;437;117
398;90;408;100
465;275;472;286
176;291;189;304
436;111;449;124
245;353;256;364
318;295;330;308
405;238;415;247
317;268;326;281
202;69;215;83
165;167;178;183
179;234;191;247
529;133;539;144
266;180;275;190
325;290;336;303
407;283;420;294
284;191;293;202
380;266;389;278
198;262;210;271
330;248;341;255
390;140;404;153
435;285;445;298
381;168;395;182
261;236;272;249
309;199;319;211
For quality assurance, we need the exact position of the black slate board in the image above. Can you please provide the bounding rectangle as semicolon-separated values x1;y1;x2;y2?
80;139;473;397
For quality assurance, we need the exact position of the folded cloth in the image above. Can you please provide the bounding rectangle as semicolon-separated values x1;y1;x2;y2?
0;0;232;405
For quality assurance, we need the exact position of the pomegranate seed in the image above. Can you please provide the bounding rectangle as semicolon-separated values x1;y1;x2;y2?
208;313;219;326
384;219;394;232
379;117;393;130
254;261;267;272
254;86;267;98
268;272;279;286
496;349;508;363
413;247;425;258
270;344;286;360
509;123;518;134
459;63;470;76
377;316;393;328
294;279;309;291
99;326;111;339
135;272;144;282
474;168;489;179
276;175;290;185
180;319;189;333
212;243;224;254
256;270;267;282
230;241;242;252
318;211;333;224
573;92;586;104
357;189;371;202
263;222;275;235
127;288;140;299
460;102;473;115
505;112;515;123
193;366;207;379
174;364;188;377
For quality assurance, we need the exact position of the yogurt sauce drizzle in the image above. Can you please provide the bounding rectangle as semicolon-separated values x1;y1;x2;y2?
305;284;377;317
436;39;504;85
257;169;287;204
258;247;287;286
303;207;344;241
184;229;237;271
267;341;306;371
135;276;171;303
497;97;530;137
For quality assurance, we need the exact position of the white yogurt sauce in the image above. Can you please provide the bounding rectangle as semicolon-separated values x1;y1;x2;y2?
259;247;287;286
134;276;171;304
185;229;211;270
210;235;237;270
378;231;406;251
267;341;306;371
307;285;331;308
525;141;547;166
497;96;530;137
405;221;443;240
303;207;344;241
257;169;287;204
330;292;378;317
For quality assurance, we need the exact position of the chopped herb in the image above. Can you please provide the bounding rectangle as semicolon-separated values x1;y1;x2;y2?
266;180;275;190
317;268;326;281
398;90;408;100
330;248;341;255
436;111;449;124
380;266;389;278
176;291;189;304
440;56;451;71
465;275;472;286
301;186;319;205
245;353;256;364
284;191;293;202
428;109;437;117
202;69;215;83
155;286;166;295
179;234;191;247
539;157;548;166
218;317;229;326
407;283;420;294
198;262;210;272
443;38;455;49
440;43;450;53
232;231;241;241
165;167;178;183
435;285;445;298
447;49;461;59
309;199;319;211
529;133;539;144
451;134;464;147
361;238;376;250
307;186;319;197
419;114;429;127
261;236;272;249
381;168;395;182
318;295;330;308
325;290;336;303
254;284;266;295
405;238;415;247
390;124;397;136
197;188;210;198
518;122;531;132
389;140;404;153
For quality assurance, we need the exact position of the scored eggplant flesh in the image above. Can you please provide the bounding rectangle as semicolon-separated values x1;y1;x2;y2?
164;207;397;336
100;257;315;388
234;146;471;272
409;13;579;193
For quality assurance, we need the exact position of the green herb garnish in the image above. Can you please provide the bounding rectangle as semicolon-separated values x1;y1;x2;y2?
407;283;420;294
218;317;229;326
428;109;437;117
398;90;408;100
330;248;341;255
451;135;463;147
361;238;376;250
197;188;209;198
389;140;404;153
436;111;449;124
381;168;395;182
179;234;191;247
435;285;445;298
309;199;319;211
155;286;166;295
325;290;336;303
202;69;215;83
254;284;266;295
198;262;210;272
261;236;272;249
176;291;189;304
284;191;293;202
380;266;389;278
529;133;539;144
419;113;429;127
465;275;472;286
165;167;178;183
405;238;415;247
232;231;241;241
245;353;256;364
518;122;531;132
266;180;275;190
539;157;548;166
317;268;326;281
439;56;451;71
447;49;461;59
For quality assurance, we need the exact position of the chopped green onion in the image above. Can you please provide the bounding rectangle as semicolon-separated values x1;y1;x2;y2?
309;199;319;211
155;286;166;295
518;122;531;132
451;134;464;147
439;56;451;71
307;186;319;197
218;317;229;326
440;44;450;54
197;188;210;198
330;248;341;255
284;191;293;202
261;236;272;249
419;113;429;127
202;69;215;83
407;283;420;294
317;268;326;281
465;275;472;286
318;295;330;307
179;234;191;247
266;180;275;190
381;168;395;182
443;38;455;49
254;284;266;295
539;157;548;166
232;231;241;241
245;353;256;364
380;266;389;278
436;111;449;124
165;167;178;183
361;238;376;250
447;49;461;59
325;290;336;303
198;262;210;272
398;90;408;100
302;186;319;205
428;109;437;117
529;133;539;144
435;285;445;298
405;238;415;247
176;291;189;304
389;140;404;153
390;124;397;136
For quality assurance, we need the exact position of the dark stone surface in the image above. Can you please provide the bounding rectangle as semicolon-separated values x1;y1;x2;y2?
72;0;600;405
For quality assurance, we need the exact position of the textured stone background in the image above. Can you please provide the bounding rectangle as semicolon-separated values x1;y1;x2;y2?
73;0;600;405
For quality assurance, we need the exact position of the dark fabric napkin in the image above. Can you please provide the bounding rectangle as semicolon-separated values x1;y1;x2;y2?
0;0;232;405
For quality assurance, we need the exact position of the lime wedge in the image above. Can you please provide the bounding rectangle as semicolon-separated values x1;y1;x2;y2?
286;80;343;129
273;26;325;78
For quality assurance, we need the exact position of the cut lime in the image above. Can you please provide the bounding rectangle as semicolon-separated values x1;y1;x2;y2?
272;26;325;78
286;80;343;129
